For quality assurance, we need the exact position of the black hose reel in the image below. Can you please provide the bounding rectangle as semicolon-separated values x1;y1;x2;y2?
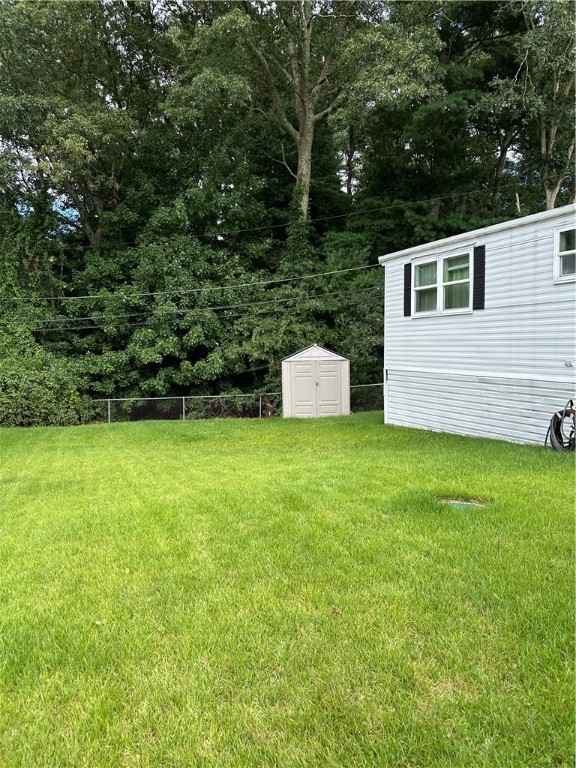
545;399;575;452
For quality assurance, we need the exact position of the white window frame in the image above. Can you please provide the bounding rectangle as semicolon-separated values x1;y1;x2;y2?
412;249;473;317
554;226;576;283
412;258;438;316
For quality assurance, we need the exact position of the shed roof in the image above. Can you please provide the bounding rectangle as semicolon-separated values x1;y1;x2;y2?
282;344;349;363
377;203;576;265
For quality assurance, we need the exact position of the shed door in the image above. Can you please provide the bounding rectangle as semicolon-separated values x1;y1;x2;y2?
291;361;316;416
290;360;341;417
317;361;340;415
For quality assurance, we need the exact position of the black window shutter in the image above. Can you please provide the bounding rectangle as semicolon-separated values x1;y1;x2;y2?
403;263;412;317
473;245;486;310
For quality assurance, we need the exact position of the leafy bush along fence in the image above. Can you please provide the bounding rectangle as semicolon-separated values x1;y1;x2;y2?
93;384;383;423
0;324;93;427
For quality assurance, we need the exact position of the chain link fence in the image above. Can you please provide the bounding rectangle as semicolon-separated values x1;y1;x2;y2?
349;383;384;414
92;384;382;423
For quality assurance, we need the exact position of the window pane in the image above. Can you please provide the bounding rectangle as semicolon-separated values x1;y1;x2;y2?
444;254;469;282
415;262;437;287
559;229;575;253
561;252;576;276
444;283;469;310
415;287;437;312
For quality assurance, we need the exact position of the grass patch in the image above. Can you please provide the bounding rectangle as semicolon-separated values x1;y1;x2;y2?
0;413;573;767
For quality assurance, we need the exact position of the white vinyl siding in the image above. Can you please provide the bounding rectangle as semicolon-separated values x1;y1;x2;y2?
381;205;576;445
386;370;570;445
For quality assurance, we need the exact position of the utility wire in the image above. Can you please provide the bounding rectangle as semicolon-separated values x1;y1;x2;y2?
193;183;519;237
5;181;516;306
28;181;519;256
8;264;380;304
0;184;516;274
26;283;382;324
30;285;383;333
30;285;383;331
4;181;517;306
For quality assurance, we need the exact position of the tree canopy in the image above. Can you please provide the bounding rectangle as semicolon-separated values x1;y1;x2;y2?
0;0;574;419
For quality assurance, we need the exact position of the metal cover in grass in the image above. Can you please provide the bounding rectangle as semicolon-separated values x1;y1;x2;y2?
438;497;485;509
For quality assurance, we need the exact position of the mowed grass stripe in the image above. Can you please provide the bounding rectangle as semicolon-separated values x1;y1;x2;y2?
0;414;573;767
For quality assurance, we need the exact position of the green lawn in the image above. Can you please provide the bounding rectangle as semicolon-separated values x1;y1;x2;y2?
0;413;573;767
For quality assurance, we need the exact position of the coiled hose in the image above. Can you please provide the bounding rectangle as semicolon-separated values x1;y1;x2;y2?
545;399;575;451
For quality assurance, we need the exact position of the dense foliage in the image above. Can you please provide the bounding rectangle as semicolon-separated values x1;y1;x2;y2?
0;324;92;426
0;0;574;413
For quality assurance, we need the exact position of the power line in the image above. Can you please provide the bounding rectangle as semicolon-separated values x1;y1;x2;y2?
9;264;380;304
29;285;383;333
5;181;518;309
29;285;383;331
194;183;519;237
8;181;518;263
26;280;381;325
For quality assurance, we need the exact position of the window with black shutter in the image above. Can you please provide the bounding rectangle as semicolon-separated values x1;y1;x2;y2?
408;247;484;316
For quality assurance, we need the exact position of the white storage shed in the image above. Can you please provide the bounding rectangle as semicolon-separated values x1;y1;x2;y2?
378;204;576;445
282;344;350;418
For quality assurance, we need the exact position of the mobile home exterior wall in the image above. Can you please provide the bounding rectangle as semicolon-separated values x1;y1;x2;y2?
379;205;576;444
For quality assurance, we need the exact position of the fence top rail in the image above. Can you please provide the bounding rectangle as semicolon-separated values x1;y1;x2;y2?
92;392;282;403
93;396;181;403
92;387;380;403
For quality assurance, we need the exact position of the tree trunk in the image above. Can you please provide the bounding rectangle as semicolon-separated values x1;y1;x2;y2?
492;129;517;202
64;182;103;248
296;118;314;218
246;0;340;221
344;125;356;196
541;123;575;210
294;0;313;219
544;189;555;210
429;197;441;220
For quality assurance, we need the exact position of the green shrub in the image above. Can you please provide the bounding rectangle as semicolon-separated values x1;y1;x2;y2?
0;324;93;427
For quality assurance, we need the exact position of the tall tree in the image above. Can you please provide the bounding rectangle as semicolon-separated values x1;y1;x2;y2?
516;0;575;208
195;0;441;219
485;0;575;209
0;0;177;250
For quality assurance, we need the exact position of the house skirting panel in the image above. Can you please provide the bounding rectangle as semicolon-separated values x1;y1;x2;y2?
385;369;575;445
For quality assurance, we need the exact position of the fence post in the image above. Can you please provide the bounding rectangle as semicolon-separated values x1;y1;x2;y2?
259;395;262;419
107;399;111;424
182;396;186;421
